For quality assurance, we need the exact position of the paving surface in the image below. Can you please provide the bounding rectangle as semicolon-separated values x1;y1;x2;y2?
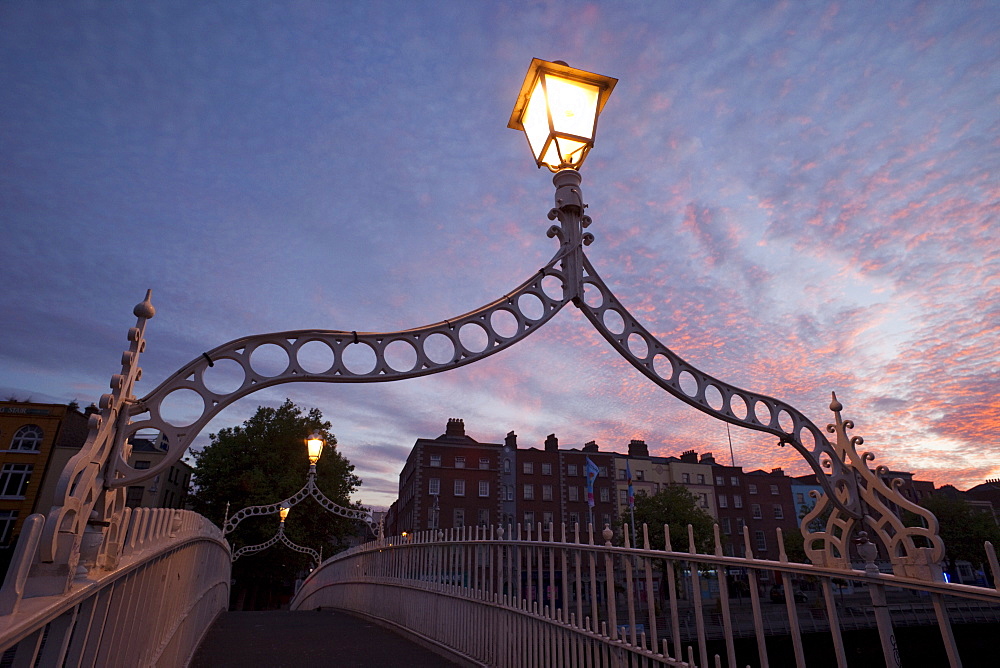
190;609;462;668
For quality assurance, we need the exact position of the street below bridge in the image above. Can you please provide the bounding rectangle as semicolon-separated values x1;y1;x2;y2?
191;609;463;668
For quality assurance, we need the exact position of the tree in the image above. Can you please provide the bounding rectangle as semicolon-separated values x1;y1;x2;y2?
625;485;716;554
189;399;362;609
909;496;1000;582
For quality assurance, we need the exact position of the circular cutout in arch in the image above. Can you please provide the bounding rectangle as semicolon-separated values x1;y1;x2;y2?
777;409;795;434
296;340;335;374
754;400;773;427
423;332;456;365
342;342;377;375
459;322;489;354
603;308;626;336
678;370;699;398
249;343;290;377
652;354;674;380
582;281;604;309
541;274;564;302
517;293;545;321
729;394;749;421
490;308;520;339
384;339;418;373
627;332;649;360
158;389;205;428
202;358;246;395
705;384;724;411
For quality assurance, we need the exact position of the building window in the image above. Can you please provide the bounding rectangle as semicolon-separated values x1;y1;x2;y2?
697;474;705;484
0;463;33;498
134;460;151;470
721;517;731;535
125;486;144;508
770;484;779;495
542;511;554;527
619;490;628;504
9;425;43;451
715;475;724;486
600;487;609;503
599;467;608;477
0;510;18;545
751;504;762;519
523;462;533;475
569;512;579;526
567;464;578;476
454;509;465;527
568;486;579;502
682;473;691;483
506;485;514;501
773;505;784;520
428;478;440;495
755;530;767;552
523;484;534;500
735;518;745;533
524;511;535;526
542;463;552;475
504;459;511;473
733;495;743;509
618;469;626;480
430;454;442;467
718;494;728;508
479;481;489;498
428;507;439;530
455;457;466;469
748;484;757;494
478;509;489;526
699;494;708;509
795;492;805;505
730;476;739;486
542;484;553;501
454;480;465;496
602;513;611;528
479;458;490;470
636;470;644;481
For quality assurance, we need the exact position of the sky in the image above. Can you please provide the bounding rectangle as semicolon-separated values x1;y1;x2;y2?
2;1;997;510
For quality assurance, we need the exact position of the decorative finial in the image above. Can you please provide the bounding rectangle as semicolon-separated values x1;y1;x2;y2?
829;391;842;414
133;289;155;319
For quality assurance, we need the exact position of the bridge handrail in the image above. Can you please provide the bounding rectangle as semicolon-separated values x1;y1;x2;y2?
0;508;231;666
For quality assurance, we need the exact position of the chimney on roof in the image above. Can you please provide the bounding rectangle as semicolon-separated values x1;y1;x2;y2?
628;439;649;457
544;434;559;452
84;404;100;417
700;452;716;465
505;431;517;448
582;440;599;453
680;449;698;463
446;418;465;437
771;467;783;474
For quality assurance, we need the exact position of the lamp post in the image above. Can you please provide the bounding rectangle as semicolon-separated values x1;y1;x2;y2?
231;502;322;570
27;58;944;599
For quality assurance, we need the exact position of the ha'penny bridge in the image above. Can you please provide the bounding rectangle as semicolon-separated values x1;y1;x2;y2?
1;60;997;667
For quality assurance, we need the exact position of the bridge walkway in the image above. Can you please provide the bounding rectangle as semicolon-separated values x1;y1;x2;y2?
190;608;464;668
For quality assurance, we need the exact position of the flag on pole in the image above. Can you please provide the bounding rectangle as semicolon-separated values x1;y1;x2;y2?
626;461;635;509
585;457;599;508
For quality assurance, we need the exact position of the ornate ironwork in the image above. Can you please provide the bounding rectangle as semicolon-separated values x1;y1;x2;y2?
231;520;321;569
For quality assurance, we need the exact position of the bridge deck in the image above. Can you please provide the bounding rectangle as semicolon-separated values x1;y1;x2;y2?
190;609;463;668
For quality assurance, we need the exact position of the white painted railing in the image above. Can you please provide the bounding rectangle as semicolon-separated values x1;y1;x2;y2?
0;508;230;667
291;523;1000;668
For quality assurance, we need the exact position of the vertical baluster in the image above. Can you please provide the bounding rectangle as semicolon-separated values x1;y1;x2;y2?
642;524;658;653
714;524;737;667
664;524;681;662
819;577;848;668
687;524;708;668
624;525;637;646
589;523;599;633
776;529;806;668
603;524;618;641
743;525;768;668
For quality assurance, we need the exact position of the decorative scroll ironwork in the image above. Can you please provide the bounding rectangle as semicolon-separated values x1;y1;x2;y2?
231;520;321;569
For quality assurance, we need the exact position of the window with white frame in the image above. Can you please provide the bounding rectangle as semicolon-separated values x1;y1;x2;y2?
602;513;611;528
619;490;628;504
715;475;724;486
718;494;728;508
636;470;644;481
504;458;511;473
428;507;439;530
731;476;739;486
542;484;553;501
721;517;731;534
699;494;708;508
480;458;490;470
599;467;608;477
454;479;465;496
0;510;17;545
733;494;743;508
478;508;489;526
523;484;534;500
479;480;489;497
569;512;579;526
682;473;690;483
755;530;767;551
567;464;578;476
0;464;33;498
600;487;609;503
568;486;579;501
455;456;466;468
454;508;465;527
524;511;535;526
618;469;626;480
506;485;514;501
751;504;762;519
735;517;745;532
773;505;784;520
428;478;440;495
542;511;553;527
430;454;442;467
770;484;779;495
748;484;757;494
541;463;552;475
697;474;705;484
10;425;43;451
523;462;533;475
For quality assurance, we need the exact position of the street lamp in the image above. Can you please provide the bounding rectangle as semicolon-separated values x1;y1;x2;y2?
305;433;324;467
508;58;617;172
279;502;290;523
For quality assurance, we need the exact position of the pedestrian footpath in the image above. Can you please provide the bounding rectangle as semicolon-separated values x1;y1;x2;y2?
190;608;463;668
